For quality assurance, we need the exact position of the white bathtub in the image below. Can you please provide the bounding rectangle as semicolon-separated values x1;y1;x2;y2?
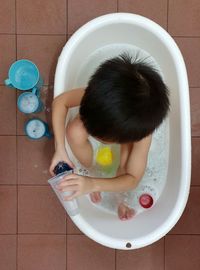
54;13;191;250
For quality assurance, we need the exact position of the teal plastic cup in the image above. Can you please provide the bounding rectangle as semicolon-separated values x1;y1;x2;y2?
17;87;44;114
4;59;43;91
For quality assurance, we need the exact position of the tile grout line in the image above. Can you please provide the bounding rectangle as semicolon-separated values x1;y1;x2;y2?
172;36;200;38
66;0;68;38
14;0;19;269
1;232;200;236
115;249;117;270
66;233;68;270
1;233;68;235
166;0;169;33
66;190;68;268
0;33;66;36
1;33;200;38
164;236;166;270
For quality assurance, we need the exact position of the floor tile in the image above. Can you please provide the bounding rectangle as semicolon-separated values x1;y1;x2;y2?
174;38;200;87
67;216;83;234
0;1;200;269
191;137;200;185
17;86;53;135
0;0;15;34
0;235;16;270
18;186;66;233
116;238;164;270
18;235;66;270
165;235;200;270
67;235;115;270
190;88;200;136
169;187;200;234
0;86;16;135
0;35;16;84
68;0;117;34
0;186;17;234
16;0;66;34
118;0;167;30
168;0;200;36
17;35;66;85
17;136;54;185
0;136;17;185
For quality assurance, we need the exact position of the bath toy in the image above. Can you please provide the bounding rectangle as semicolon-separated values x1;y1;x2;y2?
96;146;113;166
25;118;52;140
17;87;43;114
53;162;73;175
4;59;43;91
139;194;154;209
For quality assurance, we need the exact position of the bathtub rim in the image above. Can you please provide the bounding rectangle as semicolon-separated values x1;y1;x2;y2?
54;13;191;250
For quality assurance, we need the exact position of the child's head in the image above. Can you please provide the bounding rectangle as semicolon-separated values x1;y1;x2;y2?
80;53;170;143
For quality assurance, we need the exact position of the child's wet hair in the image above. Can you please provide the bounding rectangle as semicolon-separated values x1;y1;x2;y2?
79;53;170;143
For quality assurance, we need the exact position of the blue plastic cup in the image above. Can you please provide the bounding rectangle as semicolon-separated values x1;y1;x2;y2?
17;87;44;114
4;59;43;91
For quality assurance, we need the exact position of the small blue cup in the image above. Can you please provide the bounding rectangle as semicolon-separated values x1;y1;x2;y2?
17;87;44;114
4;59;43;91
24;118;52;140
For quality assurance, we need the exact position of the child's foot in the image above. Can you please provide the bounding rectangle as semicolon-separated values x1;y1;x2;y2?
90;192;102;203
118;202;135;221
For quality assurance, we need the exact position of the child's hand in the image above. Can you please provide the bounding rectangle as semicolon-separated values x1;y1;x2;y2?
56;174;94;200
49;148;75;176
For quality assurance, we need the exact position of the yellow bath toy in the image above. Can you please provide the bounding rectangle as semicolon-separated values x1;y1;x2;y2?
96;146;113;166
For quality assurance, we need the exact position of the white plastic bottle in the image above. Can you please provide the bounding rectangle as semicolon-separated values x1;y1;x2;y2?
48;165;79;216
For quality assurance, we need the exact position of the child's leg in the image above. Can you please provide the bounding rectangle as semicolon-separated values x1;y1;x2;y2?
118;203;135;221
116;144;136;221
112;191;135;221
89;191;102;203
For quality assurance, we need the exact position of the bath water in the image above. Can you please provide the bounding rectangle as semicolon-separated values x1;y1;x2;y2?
71;43;169;216
75;43;164;87
90;119;169;215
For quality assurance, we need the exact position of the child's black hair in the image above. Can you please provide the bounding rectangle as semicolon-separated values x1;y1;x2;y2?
79;53;170;143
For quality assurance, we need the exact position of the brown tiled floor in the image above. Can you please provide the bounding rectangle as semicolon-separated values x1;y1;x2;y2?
0;0;200;269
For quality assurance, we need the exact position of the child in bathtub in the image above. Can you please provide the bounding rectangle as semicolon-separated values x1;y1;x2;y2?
49;53;170;221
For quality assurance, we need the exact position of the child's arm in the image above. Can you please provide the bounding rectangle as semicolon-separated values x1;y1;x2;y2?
49;88;85;174
52;88;85;150
57;134;152;199
92;134;152;192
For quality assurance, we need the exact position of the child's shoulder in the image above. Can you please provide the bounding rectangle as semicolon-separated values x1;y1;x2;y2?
54;87;85;108
66;114;89;143
130;134;152;153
